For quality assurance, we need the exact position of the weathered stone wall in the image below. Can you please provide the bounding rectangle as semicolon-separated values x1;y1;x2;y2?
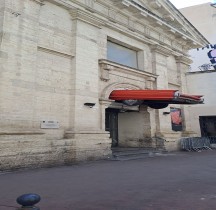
186;71;216;136
0;0;111;170
0;0;75;132
1;0;41;130
36;1;74;135
0;131;110;171
0;0;208;170
118;106;154;148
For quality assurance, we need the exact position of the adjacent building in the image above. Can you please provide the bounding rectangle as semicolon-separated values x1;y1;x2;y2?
180;3;216;137
0;0;208;170
186;70;216;136
180;2;216;71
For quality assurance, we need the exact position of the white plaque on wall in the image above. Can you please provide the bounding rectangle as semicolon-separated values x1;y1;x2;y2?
41;120;59;129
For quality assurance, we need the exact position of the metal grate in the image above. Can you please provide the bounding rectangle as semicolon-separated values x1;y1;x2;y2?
208;136;216;144
180;137;211;151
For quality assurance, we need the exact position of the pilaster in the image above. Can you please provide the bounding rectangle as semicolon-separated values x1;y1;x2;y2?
150;44;171;89
99;99;113;131
69;10;102;132
175;55;193;133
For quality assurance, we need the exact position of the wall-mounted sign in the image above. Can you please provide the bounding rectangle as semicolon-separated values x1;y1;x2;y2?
170;107;182;131
207;49;216;70
41;120;59;129
191;44;216;71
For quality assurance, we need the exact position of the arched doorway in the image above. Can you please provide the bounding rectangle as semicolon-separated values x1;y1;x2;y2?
102;83;151;148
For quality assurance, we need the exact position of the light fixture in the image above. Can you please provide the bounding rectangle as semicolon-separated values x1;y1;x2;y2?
163;112;170;115
84;103;96;108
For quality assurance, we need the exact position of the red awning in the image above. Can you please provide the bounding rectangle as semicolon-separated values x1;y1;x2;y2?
109;90;203;108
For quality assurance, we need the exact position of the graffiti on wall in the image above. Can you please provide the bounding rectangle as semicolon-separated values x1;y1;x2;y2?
197;44;216;71
207;49;216;70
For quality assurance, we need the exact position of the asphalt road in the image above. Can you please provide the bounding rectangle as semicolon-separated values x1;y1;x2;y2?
1;150;216;210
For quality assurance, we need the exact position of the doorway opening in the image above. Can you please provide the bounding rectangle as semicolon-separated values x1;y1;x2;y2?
199;116;216;137
105;108;119;147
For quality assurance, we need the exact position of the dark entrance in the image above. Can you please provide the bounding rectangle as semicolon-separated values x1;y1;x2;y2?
199;116;216;137
105;108;119;147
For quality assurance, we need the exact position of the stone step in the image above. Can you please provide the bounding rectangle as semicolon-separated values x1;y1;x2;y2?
108;147;167;161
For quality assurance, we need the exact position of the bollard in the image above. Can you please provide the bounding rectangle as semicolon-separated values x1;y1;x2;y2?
16;193;41;210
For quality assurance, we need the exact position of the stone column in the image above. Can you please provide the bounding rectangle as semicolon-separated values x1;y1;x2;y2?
140;105;157;147
99;99;113;131
150;45;173;135
175;56;195;136
63;11;111;157
69;9;103;133
64;9;111;151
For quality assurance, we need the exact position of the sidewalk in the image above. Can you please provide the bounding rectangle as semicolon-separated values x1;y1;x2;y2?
1;150;216;210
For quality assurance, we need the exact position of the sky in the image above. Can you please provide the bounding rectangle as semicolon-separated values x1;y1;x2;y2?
169;0;214;9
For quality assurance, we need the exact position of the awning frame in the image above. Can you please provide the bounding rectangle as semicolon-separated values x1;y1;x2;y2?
109;90;204;109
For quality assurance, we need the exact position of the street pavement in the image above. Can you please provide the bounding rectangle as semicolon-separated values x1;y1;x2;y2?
1;150;216;210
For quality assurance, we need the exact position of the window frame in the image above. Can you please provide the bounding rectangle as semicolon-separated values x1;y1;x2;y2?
107;40;139;69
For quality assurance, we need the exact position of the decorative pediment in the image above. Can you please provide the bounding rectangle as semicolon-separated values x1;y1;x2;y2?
109;0;208;48
47;0;208;51
175;56;193;65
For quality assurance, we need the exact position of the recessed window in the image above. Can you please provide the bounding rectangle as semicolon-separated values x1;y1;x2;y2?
107;41;138;69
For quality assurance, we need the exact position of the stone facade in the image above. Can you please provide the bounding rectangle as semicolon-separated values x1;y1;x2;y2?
0;0;208;170
186;70;216;136
180;3;216;71
181;3;216;137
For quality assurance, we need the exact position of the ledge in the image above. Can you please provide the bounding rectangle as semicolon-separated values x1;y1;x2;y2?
65;130;109;135
186;70;216;75
150;44;174;57
168;81;181;87
99;59;158;78
175;56;193;65
70;8;103;29
38;46;74;58
0;130;45;135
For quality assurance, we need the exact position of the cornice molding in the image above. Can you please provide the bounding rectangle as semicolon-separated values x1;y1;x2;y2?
69;8;103;29
175;56;193;65
46;0;183;52
150;1;162;10
104;21;155;46
112;0;131;9
126;0;204;46
44;0;204;53
150;44;174;57
30;0;45;5
105;1;205;49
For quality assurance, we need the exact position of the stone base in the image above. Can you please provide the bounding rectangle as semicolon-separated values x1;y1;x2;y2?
181;131;198;137
155;131;199;151
0;131;112;171
118;137;155;148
